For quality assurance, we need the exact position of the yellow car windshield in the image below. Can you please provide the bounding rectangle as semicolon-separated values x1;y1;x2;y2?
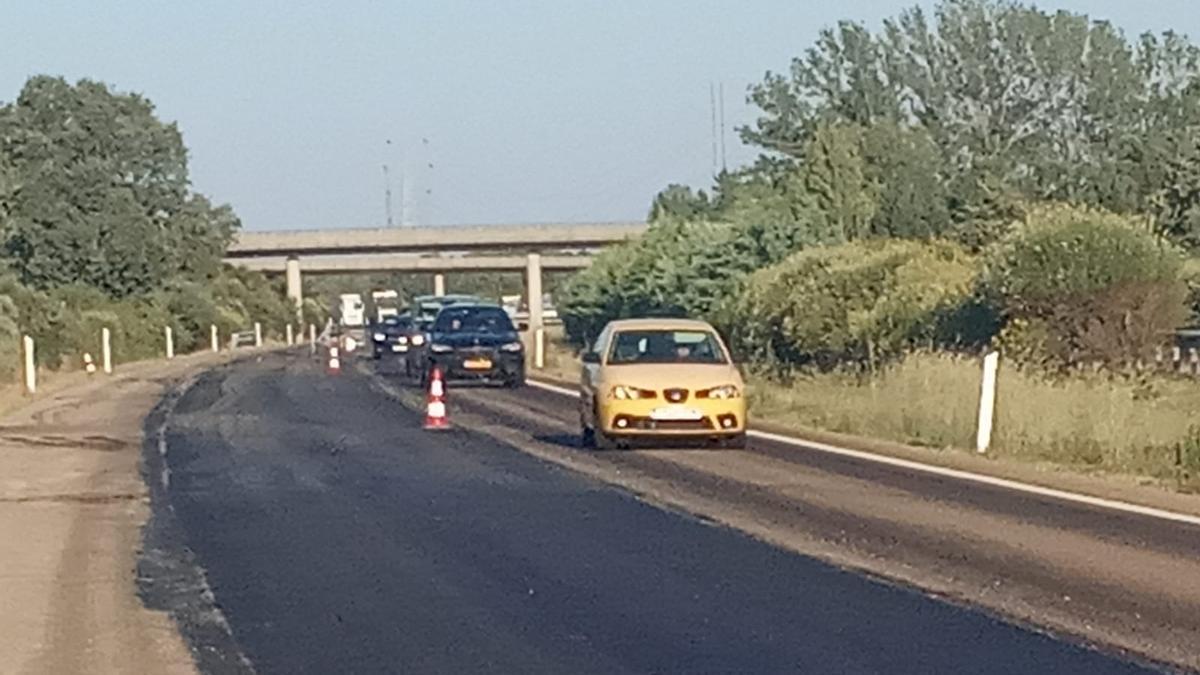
608;330;726;365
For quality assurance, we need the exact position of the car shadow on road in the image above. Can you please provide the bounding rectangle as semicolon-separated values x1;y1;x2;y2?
535;432;587;451
534;432;731;454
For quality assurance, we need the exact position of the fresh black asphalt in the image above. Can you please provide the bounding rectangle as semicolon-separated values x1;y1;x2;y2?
142;353;1158;674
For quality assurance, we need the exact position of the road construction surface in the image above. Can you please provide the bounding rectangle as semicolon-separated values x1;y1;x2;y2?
143;351;1195;673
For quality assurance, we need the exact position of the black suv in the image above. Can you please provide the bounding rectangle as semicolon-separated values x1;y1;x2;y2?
424;303;525;387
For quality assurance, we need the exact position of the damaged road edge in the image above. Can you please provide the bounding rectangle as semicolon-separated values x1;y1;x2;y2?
137;367;257;675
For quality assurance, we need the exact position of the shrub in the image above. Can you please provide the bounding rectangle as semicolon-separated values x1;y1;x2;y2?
0;294;19;378
1183;258;1200;324
982;203;1188;366
731;239;978;370
559;216;816;345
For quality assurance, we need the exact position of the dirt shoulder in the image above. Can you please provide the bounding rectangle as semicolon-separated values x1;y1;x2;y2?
0;351;240;675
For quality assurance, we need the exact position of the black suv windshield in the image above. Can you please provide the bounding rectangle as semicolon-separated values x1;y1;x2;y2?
608;330;727;365
433;307;515;334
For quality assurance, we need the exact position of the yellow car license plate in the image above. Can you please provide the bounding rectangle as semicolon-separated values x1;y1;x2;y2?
463;357;492;370
650;406;703;421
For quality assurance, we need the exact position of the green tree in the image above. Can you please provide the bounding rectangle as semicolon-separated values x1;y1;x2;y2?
649;184;715;223
861;123;951;239
744;0;1200;245
801;123;878;242
0;76;234;296
1151;130;1200;250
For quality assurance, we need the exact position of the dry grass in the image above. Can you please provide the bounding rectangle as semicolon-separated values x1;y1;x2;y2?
535;335;1200;487
751;353;1200;483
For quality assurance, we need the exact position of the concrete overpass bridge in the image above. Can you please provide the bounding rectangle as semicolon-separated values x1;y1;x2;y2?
224;222;646;327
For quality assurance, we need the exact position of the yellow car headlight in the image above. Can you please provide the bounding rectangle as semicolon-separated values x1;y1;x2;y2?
699;384;741;400
610;385;657;400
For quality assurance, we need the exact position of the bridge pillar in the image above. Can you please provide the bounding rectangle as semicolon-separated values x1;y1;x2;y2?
433;273;446;297
285;256;303;319
525;252;543;331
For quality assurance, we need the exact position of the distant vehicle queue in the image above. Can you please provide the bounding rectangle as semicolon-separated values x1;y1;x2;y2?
367;293;528;388
359;290;749;450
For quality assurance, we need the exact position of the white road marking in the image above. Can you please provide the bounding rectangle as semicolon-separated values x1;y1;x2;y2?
526;379;1200;528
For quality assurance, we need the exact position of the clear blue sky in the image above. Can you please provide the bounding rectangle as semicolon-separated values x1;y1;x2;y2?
1;1;1194;231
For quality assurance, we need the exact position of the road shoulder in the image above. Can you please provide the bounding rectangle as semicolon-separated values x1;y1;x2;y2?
0;352;237;675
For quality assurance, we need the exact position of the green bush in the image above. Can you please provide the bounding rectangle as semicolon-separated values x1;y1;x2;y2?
982;203;1188;366
559;217;815;345
1182;258;1200;324
731;239;979;370
0;294;19;378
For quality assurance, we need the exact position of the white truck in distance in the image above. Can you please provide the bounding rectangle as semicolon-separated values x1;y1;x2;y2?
338;293;365;327
371;290;400;322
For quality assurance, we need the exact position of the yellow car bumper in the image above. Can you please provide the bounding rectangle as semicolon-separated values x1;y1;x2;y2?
598;397;746;436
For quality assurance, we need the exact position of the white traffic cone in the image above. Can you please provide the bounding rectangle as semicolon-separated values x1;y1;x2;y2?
327;346;341;375
423;367;449;430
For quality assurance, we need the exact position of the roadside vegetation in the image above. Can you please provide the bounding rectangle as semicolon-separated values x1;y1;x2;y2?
0;76;296;378
558;0;1200;489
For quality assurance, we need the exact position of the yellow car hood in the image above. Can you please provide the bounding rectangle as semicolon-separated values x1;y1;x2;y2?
599;363;743;391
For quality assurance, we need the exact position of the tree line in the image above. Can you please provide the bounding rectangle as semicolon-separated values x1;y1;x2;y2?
562;0;1200;373
0;76;297;373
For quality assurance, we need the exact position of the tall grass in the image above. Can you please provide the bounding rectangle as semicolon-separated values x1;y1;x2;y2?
751;353;1200;481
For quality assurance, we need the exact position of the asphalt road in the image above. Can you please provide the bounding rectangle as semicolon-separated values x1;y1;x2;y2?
146;352;1168;674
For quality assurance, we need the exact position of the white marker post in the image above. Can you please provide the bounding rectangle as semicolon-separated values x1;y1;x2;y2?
534;327;545;370
254;322;263;348
976;351;1000;454
165;326;175;360
309;324;317;356
211;325;219;353
286;323;294;346
22;335;36;395
101;327;113;375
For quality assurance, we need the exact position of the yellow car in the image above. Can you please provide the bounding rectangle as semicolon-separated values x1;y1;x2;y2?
579;318;747;449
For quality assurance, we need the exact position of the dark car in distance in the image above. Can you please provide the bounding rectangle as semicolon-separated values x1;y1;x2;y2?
369;313;414;360
369;314;412;357
424;303;525;387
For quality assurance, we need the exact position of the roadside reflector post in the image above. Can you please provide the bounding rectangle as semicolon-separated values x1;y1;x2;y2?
165;326;175;360
101;327;113;375
254;322;263;348
534;327;545;369
976;351;1000;454
21;335;36;395
309;324;317;355
211;324;219;353
286;323;294;346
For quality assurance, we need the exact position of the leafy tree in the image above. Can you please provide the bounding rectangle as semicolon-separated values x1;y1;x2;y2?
1151;130;1200;249
0;76;233;296
743;0;1200;246
861;122;951;239
801;123;878;242
649;184;715;223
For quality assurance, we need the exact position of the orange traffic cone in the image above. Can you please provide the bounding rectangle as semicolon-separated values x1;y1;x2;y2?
326;345;341;375
424;367;449;430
